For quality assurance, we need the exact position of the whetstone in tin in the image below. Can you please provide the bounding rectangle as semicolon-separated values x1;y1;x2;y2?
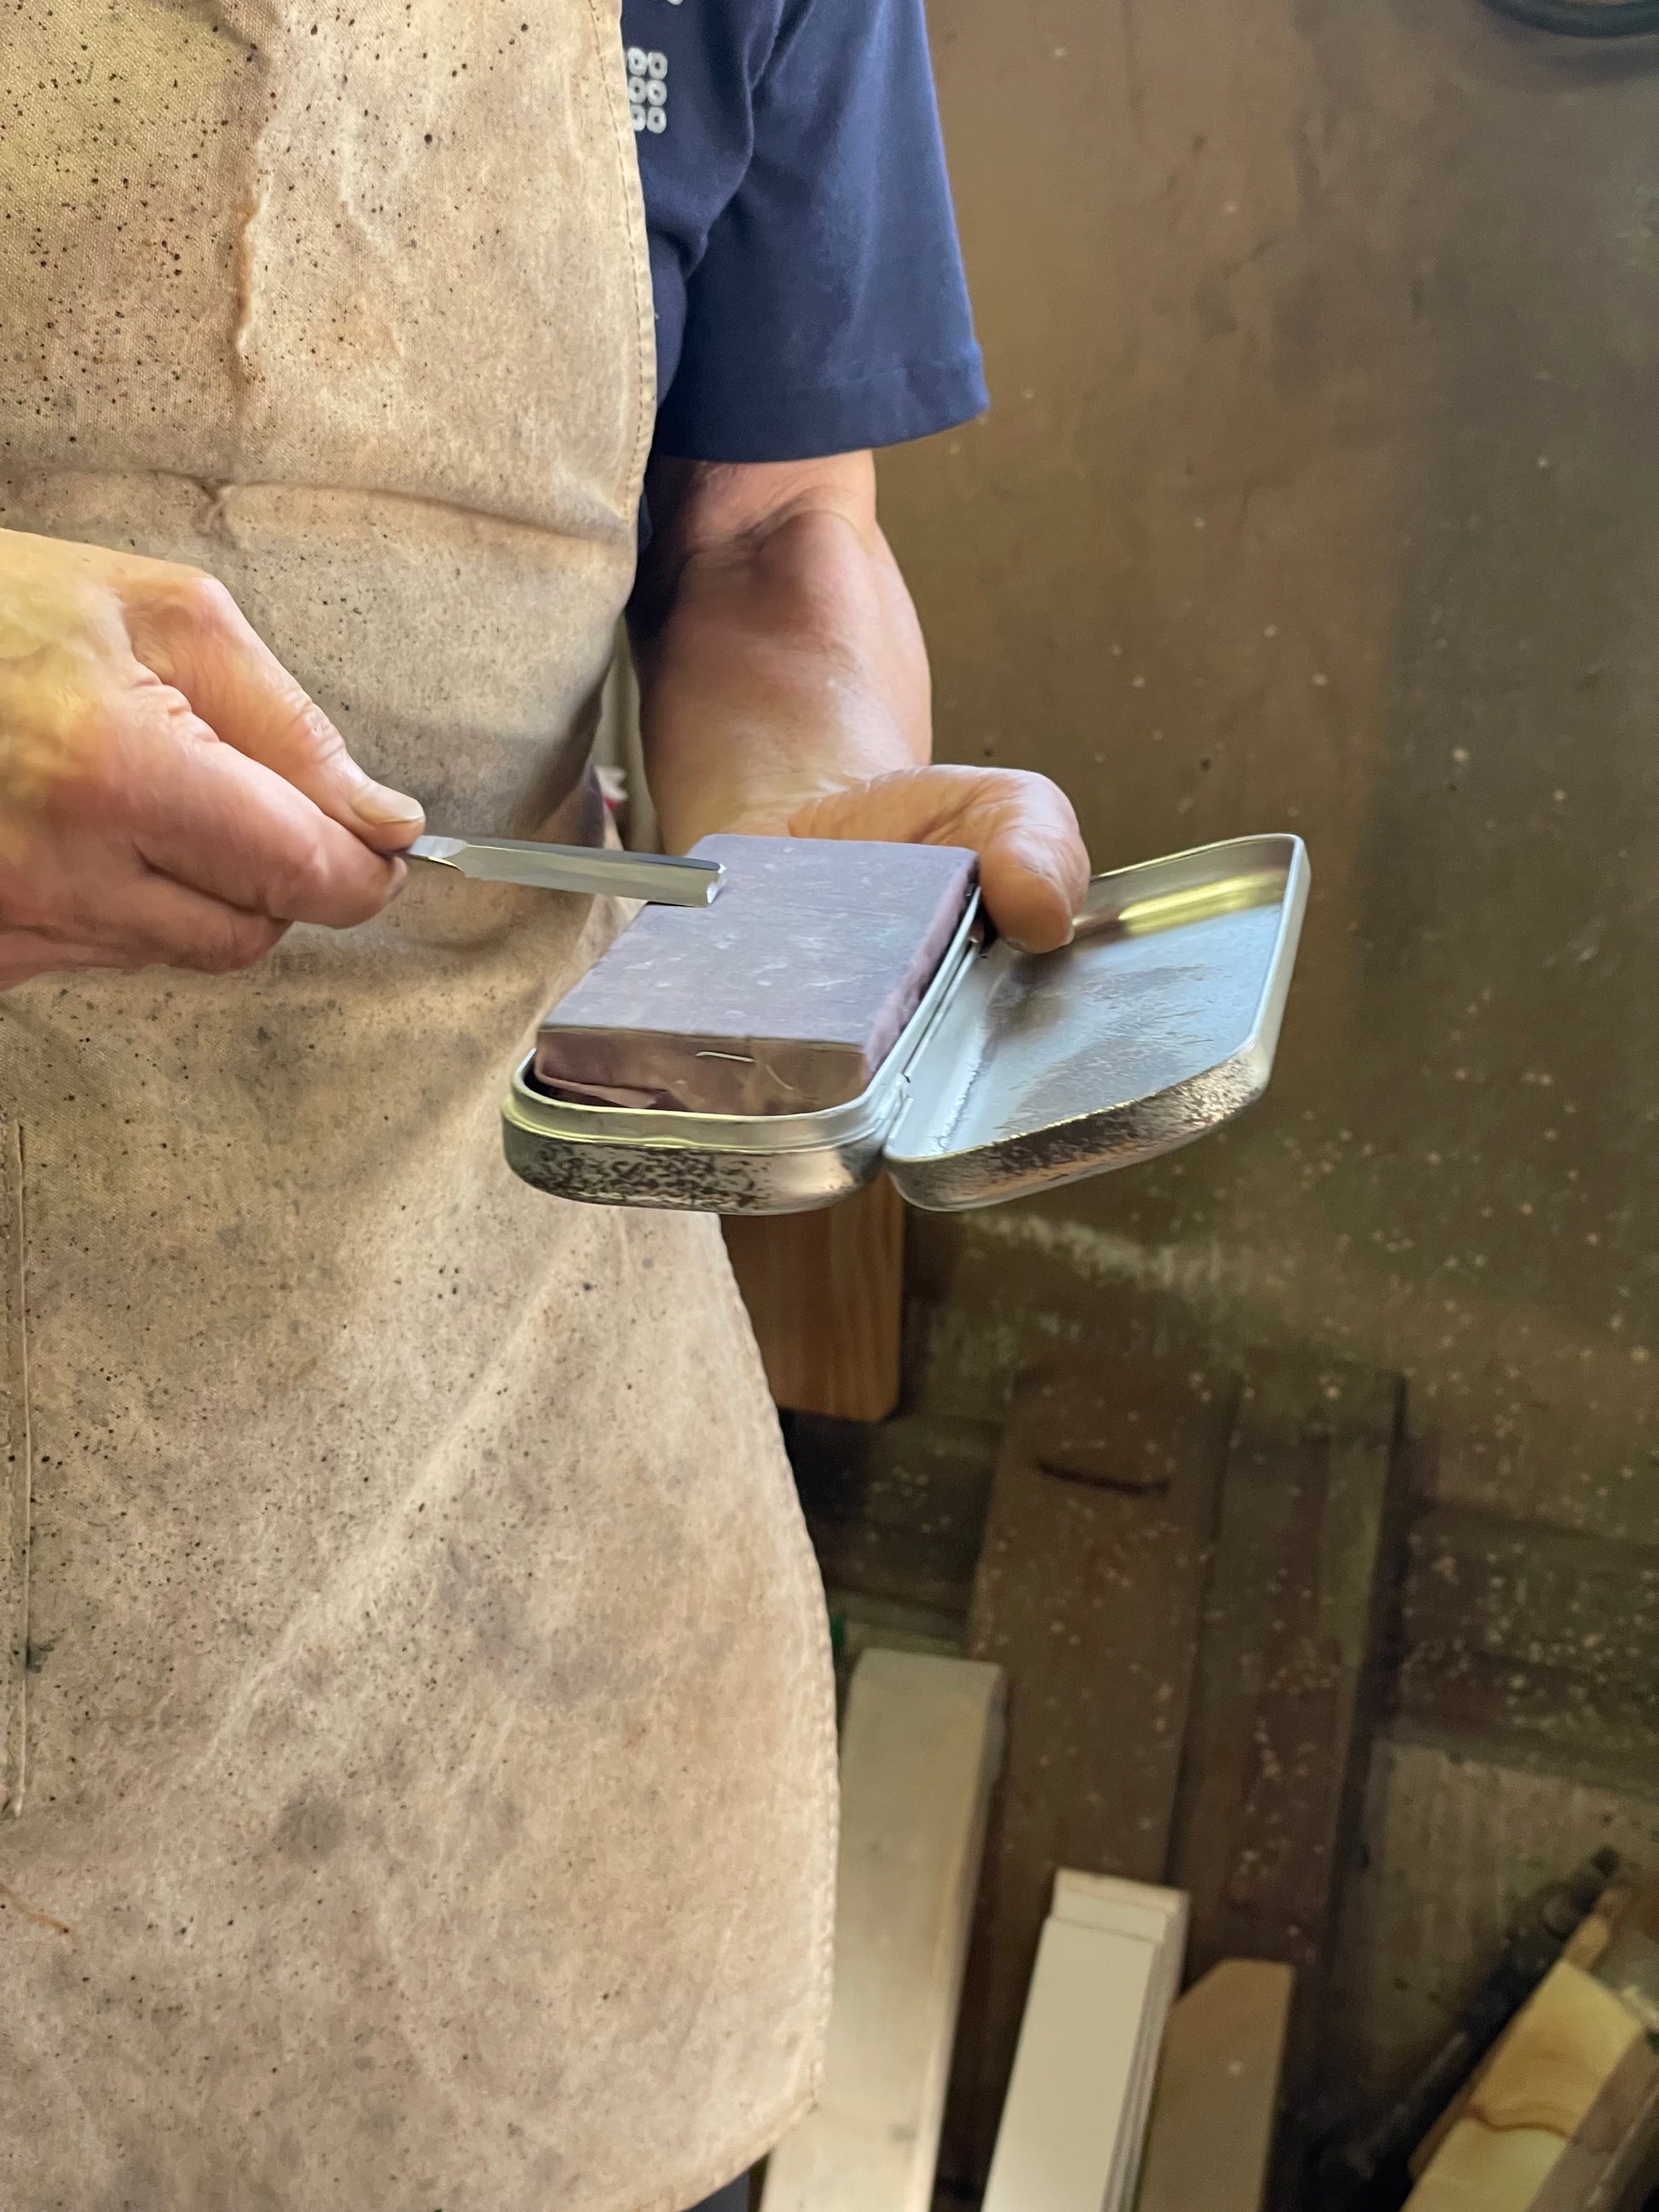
533;834;979;1116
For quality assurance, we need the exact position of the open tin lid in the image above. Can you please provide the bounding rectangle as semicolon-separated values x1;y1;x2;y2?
882;833;1309;1210
501;831;1309;1218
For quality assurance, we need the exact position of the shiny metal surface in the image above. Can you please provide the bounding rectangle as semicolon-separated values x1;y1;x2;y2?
408;834;725;906
500;835;1308;1216
884;835;1309;1210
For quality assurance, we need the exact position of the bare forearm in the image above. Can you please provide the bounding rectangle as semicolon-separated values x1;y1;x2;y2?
627;451;1090;951
631;454;928;852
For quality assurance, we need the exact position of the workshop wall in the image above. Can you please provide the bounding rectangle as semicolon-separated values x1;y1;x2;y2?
881;0;1659;2093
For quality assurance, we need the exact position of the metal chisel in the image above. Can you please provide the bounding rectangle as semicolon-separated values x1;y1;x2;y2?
404;834;724;907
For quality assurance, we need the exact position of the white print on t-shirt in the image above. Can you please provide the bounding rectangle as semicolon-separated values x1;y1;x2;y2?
626;47;668;135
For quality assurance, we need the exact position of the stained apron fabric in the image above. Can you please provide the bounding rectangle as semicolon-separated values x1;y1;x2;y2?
0;6;836;2209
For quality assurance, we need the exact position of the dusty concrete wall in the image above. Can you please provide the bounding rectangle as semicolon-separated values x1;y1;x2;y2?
880;0;1659;2094
885;0;1657;1543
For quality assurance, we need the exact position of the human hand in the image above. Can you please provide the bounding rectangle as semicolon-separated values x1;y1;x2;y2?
0;529;424;990
715;762;1091;953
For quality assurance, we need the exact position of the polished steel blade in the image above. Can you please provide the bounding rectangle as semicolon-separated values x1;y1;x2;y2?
405;835;723;907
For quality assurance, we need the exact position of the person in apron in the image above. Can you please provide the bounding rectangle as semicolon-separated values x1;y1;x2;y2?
0;3;1088;2207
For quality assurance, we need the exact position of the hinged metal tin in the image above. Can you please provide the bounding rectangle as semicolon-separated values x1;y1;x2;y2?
502;833;1309;1216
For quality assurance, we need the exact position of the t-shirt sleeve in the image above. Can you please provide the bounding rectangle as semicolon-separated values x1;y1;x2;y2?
651;0;989;463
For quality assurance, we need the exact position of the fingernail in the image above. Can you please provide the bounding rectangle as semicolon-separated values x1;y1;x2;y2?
354;781;425;829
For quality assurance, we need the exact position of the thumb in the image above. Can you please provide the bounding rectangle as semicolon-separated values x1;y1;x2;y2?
124;566;425;851
788;765;1090;954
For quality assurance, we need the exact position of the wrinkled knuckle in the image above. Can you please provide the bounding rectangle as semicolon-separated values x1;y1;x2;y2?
187;915;280;975
271;832;369;922
286;693;349;771
177;569;240;633
280;832;340;914
147;686;221;762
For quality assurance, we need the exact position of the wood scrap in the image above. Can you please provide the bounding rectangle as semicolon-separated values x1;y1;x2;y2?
1405;1961;1654;2212
999;1359;1210;1493
941;1341;1235;2192
724;1175;905;1423
1136;1959;1294;2212
1319;1848;1623;2209
980;1871;1188;2212
1529;2047;1659;2212
759;1651;1004;2212
1409;1886;1638;2185
1168;1356;1407;2095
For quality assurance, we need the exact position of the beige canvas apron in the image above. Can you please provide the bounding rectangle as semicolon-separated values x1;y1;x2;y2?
0;6;835;2208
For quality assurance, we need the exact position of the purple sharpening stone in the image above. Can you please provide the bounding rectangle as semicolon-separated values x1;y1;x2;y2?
534;834;978;1116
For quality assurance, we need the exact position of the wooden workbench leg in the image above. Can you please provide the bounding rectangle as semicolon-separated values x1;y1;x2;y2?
723;1177;905;1424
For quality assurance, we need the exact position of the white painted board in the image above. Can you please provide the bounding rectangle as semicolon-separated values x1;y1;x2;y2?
980;1872;1188;2212
760;1650;1006;2212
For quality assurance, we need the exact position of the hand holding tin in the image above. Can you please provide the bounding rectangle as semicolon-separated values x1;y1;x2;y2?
711;763;1090;955
629;453;1090;955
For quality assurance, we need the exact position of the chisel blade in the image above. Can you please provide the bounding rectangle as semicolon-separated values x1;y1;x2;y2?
406;835;724;907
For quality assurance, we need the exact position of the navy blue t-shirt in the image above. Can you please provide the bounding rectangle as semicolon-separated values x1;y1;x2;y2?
620;0;987;462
